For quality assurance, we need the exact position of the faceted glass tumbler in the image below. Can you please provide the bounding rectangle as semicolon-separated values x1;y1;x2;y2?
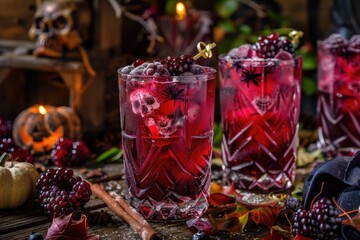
218;56;302;192
317;40;360;156
118;68;216;221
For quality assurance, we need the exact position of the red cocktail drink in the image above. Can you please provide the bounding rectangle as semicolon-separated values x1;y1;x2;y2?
118;57;216;221
317;34;360;156
219;33;302;192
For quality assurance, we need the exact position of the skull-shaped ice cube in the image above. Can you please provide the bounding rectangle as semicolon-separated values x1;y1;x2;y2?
130;89;160;117
144;115;177;136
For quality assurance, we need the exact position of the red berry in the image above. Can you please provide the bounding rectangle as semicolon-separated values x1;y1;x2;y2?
9;148;34;164
160;55;195;76
36;167;91;217
51;138;91;167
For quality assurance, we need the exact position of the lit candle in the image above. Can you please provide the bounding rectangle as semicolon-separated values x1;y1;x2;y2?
39;105;47;115
175;2;187;20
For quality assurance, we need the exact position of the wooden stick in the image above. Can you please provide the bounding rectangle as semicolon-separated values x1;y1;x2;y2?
89;183;159;240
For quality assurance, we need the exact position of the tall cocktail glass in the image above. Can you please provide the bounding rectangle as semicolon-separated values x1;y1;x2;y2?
219;56;302;192
118;67;216;221
317;34;360;156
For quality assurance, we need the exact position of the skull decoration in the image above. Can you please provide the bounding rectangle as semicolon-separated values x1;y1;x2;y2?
130;89;160;117
29;0;91;58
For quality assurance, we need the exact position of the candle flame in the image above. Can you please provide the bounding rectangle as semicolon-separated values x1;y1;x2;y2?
176;2;186;20
39;105;47;115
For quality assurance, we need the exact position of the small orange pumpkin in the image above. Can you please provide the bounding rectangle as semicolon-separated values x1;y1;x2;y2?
12;105;81;152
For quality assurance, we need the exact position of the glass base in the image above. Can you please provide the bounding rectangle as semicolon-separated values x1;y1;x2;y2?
126;190;209;222
224;168;294;193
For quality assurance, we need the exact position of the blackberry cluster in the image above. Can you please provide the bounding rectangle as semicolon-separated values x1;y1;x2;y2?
0;138;33;164
51;138;91;167
292;197;342;239
324;33;348;56
253;33;295;58
160;55;195;76
36;168;92;217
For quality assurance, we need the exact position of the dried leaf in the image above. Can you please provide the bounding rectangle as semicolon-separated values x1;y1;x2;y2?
45;213;100;240
210;193;236;206
249;206;284;228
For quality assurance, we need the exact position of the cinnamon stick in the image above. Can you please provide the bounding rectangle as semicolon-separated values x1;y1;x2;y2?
89;182;159;240
110;191;149;227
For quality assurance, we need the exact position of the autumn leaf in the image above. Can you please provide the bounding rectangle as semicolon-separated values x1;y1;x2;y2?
249;206;284;228
342;208;360;231
210;214;249;233
210;192;236;206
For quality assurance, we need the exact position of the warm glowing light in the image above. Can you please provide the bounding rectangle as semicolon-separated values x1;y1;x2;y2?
39;105;46;115
176;2;187;20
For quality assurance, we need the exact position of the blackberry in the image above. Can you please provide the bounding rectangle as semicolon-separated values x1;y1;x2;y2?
253;33;295;58
36;167;91;217
285;196;303;211
278;36;295;57
28;232;44;240
160;55;195;76
292;208;316;238
324;33;348;56
142;62;170;76
51;138;91;167
311;197;342;239
292;198;342;240
253;33;280;58
192;231;211;240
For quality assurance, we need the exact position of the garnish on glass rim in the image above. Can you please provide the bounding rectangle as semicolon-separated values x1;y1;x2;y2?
289;30;304;46
193;42;216;60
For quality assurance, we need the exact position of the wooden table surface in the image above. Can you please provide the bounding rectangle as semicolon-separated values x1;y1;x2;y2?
0;163;283;240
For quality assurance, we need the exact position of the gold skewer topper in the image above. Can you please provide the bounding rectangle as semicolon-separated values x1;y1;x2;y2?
289;30;304;46
193;42;216;60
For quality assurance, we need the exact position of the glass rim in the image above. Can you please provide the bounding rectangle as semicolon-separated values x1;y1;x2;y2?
218;54;302;65
118;66;216;83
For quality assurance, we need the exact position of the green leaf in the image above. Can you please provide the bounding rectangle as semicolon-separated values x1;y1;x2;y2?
218;20;236;33
215;0;239;18
301;76;317;96
302;52;317;71
164;0;178;15
213;122;222;148
96;147;123;163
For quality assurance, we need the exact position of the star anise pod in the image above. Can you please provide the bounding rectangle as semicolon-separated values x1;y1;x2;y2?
87;210;113;226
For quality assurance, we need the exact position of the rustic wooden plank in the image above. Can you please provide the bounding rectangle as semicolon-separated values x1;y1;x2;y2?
0;54;85;72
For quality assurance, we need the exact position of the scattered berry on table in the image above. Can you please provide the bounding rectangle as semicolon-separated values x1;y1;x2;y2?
292;197;341;239
36;167;92;218
51;138;91;167
285;196;303;211
192;231;211;240
28;231;44;240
